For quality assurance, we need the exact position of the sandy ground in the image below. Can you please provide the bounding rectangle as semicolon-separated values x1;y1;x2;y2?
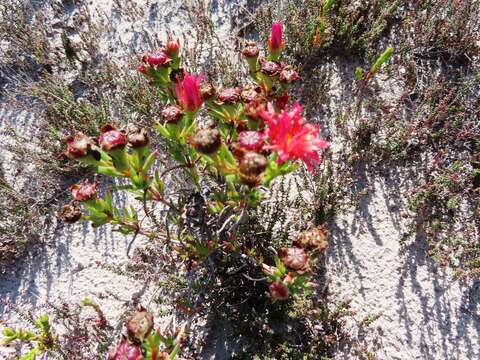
1;1;479;359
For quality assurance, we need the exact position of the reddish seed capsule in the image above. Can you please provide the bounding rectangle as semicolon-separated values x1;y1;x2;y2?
146;50;171;66
238;131;265;152
242;41;259;58
124;124;149;148
260;60;281;76
200;81;216;100
161;105;184;124
279;65;300;83
70;179;98;202
217;87;241;104
239;152;268;176
98;124;127;152
126;308;154;343
65;132;94;159
269;281;290;301
191;128;222;154
58;203;82;223
278;247;309;271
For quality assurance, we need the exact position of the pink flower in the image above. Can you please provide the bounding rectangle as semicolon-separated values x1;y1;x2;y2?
98;124;127;152
108;336;143;360
146;50;171;67
70;179;98;201
175;72;204;112
268;22;284;53
238;131;264;151
260;102;329;171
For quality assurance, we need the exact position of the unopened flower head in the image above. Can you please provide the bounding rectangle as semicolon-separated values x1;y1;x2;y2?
260;102;330;171
278;246;309;271
165;36;180;57
268;22;284;55
175;72;204;112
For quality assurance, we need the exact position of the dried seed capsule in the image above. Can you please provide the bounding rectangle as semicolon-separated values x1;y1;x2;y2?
58;203;82;223
191;128;222;154
239;152;268;176
161;105;184;124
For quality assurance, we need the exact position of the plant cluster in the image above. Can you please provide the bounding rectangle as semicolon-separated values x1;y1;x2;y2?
57;23;331;357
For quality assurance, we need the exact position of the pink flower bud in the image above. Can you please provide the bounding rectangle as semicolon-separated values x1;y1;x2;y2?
268;22;284;53
269;281;289;300
146;50;171;67
70;179;98;202
175;72;204;112
166;37;180;57
98;124;127;152
238;131;264;152
108;336;143;360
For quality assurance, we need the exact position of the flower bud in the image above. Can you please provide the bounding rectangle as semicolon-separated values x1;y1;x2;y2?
238;131;265;152
146;50;171;67
200;82;216;100
217;87;241;104
240;84;262;103
70;179;98;202
279;65;300;83
166;37;180;57
124;124;149;148
268;22;284;54
242;41;259;58
191;128;222;154
58;203;82;223
126;308;154;343
239;152;267;176
278;247;309;271
161;105;184;124
98;124;127;152
108;336;142;360
65;132;94;159
260;60;281;76
269;281;289;300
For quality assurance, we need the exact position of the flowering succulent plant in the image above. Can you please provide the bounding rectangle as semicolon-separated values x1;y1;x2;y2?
62;23;331;353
